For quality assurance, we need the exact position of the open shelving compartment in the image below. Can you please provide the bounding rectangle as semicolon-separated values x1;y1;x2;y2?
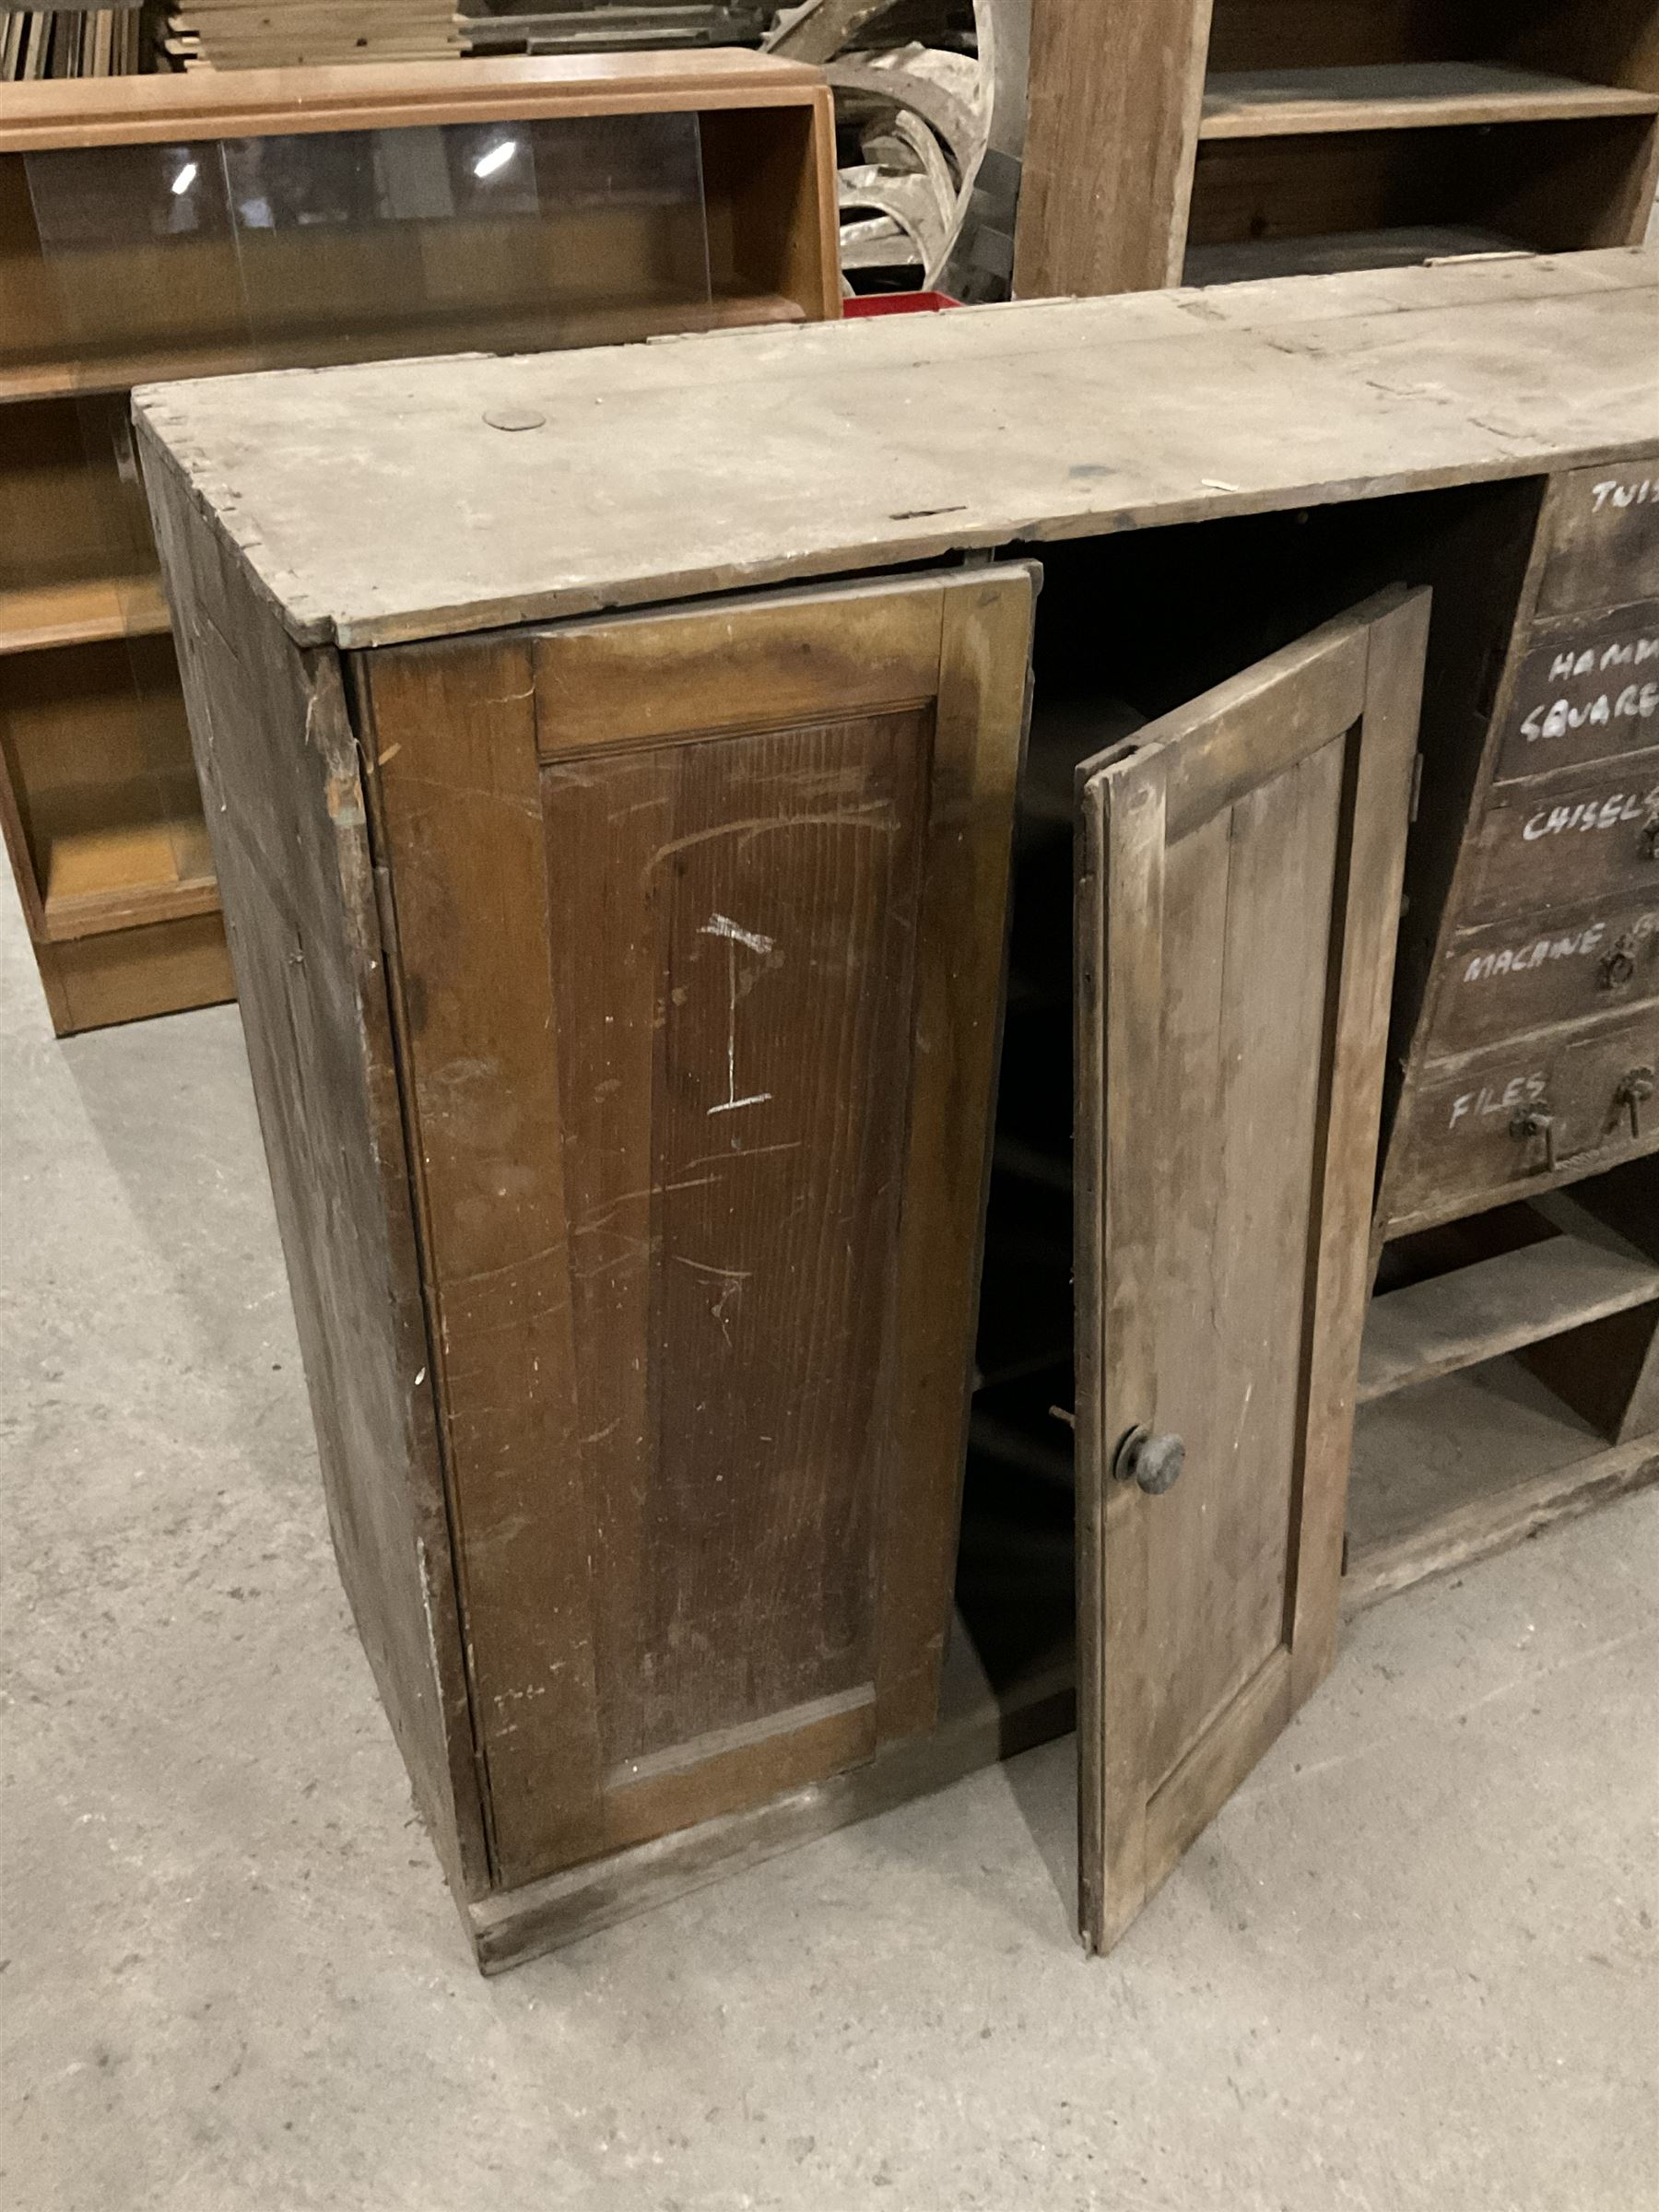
1016;0;1659;297
1186;0;1659;283
0;57;840;1033
947;480;1659;1757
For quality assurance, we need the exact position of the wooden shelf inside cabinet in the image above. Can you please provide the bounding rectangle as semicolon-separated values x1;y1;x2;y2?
0;576;171;658
40;869;220;945
1359;1222;1659;1404
1200;65;1659;141
1016;7;1659;300
1183;226;1527;287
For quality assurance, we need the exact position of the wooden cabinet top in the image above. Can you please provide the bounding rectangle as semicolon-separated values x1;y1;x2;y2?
135;247;1659;652
0;50;825;152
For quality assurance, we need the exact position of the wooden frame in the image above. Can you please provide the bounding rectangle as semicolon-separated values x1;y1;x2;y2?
0;53;840;1035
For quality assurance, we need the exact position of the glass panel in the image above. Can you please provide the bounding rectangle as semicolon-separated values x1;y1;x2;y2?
225;112;712;367
0;152;67;375
23;142;251;378
0;637;192;913
129;630;213;890
14;114;712;382
0;399;156;648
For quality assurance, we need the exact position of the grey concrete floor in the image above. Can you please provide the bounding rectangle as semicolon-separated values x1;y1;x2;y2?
2;884;1657;2212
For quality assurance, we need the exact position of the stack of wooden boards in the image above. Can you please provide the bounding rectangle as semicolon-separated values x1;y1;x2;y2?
2;6;142;77
159;0;462;70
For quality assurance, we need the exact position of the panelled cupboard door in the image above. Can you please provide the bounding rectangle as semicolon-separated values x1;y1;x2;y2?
360;566;1036;1891
1074;587;1430;1955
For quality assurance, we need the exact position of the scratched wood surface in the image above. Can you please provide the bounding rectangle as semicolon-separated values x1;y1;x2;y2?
1076;589;1426;1954
359;567;1033;1888
132;249;1659;653
142;439;490;1904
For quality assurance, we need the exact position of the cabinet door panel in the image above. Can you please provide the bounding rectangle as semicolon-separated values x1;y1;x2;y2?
1075;588;1428;1955
363;567;1034;1888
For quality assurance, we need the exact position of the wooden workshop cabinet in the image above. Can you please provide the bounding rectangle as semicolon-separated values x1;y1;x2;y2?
135;249;1657;1971
0;53;839;1035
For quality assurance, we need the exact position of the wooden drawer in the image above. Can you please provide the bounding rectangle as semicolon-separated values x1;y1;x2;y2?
1426;893;1659;1057
1383;1010;1659;1231
1534;460;1659;620
1463;758;1659;924
1494;600;1659;787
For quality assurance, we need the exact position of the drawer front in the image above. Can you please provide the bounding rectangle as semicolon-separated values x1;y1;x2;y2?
1464;761;1659;924
1427;895;1659;1057
1383;1011;1659;1231
1534;461;1659;620
1494;600;1659;787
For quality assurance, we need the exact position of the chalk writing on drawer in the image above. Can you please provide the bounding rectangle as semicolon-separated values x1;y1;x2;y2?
1522;783;1659;841
1461;910;1659;984
1517;634;1659;748
1588;476;1659;514
1448;1071;1547;1129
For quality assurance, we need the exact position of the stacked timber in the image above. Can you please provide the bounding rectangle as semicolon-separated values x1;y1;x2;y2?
159;0;462;68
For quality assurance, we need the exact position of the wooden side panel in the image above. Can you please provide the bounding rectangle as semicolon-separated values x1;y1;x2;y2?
367;567;1034;1890
1014;0;1215;297
34;911;234;1036
139;431;488;1905
1077;589;1426;1954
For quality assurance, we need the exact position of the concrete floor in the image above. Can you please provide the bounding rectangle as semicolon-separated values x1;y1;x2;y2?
3;885;1657;2212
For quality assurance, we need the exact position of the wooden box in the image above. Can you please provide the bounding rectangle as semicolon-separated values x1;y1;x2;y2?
135;250;1658;1971
0;53;839;1034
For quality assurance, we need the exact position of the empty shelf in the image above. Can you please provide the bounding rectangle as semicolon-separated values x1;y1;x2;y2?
1200;64;1659;141
1359;1228;1659;1404
1183;226;1525;287
0;575;171;658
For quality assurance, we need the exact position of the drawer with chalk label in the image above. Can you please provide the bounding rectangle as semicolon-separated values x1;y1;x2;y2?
1382;1008;1659;1233
1426;892;1659;1057
1534;458;1659;620
1463;760;1659;924
1495;599;1659;785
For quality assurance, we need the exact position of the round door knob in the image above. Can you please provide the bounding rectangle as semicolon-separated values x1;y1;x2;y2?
1114;1425;1186;1496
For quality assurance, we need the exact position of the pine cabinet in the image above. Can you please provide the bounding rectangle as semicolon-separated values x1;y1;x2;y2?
135;249;1657;1969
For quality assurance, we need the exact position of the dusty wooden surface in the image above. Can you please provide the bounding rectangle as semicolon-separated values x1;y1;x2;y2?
135;249;1659;653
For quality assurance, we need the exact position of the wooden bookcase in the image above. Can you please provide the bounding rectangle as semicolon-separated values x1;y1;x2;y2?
135;252;1655;1971
1016;0;1659;297
0;53;840;1033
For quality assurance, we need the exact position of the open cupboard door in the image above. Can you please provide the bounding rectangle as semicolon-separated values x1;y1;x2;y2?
1074;587;1430;1955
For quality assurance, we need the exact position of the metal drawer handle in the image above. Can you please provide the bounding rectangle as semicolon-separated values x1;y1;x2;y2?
1599;934;1639;992
1617;1065;1655;1141
1114;1425;1186;1496
1510;1104;1558;1171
